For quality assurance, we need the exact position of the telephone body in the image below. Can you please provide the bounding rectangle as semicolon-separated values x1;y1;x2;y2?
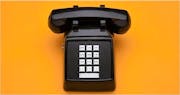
48;5;130;91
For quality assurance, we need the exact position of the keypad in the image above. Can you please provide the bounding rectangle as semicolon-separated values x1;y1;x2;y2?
79;44;100;78
79;45;85;51
79;66;85;72
86;59;92;65
93;59;99;65
79;52;85;58
79;59;85;65
86;52;92;58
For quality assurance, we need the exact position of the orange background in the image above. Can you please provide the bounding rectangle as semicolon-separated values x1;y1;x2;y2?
1;1;179;94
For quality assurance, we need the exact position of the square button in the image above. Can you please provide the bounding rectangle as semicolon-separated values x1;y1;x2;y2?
86;66;92;72
86;59;92;65
79;66;85;72
86;45;92;51
86;52;92;58
93;66;99;72
79;59;85;65
93;59;99;65
93;45;99;51
79;52;85;58
79;45;85;51
93;52;99;58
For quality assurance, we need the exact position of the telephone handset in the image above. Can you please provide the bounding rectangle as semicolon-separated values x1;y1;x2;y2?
48;5;130;91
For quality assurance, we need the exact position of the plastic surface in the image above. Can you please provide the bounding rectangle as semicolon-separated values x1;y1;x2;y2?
48;5;120;91
49;6;130;34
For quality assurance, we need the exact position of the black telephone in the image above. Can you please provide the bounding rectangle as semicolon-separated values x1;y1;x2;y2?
48;5;130;91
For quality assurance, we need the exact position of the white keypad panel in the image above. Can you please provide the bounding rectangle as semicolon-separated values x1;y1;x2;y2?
93;45;99;51
79;59;85;65
86;45;92;51
79;45;85;51
93;59;99;65
93;52;99;58
93;66;99;72
86;52;92;58
78;44;100;78
86;66;92;72
79;66;85;72
79;52;85;58
86;59;92;65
